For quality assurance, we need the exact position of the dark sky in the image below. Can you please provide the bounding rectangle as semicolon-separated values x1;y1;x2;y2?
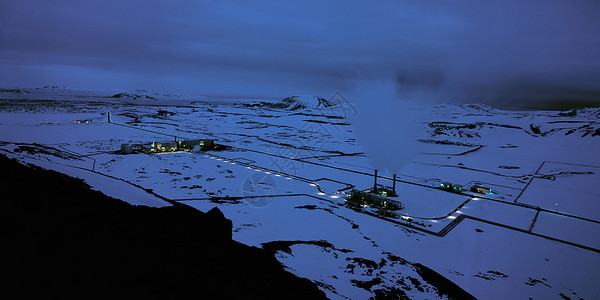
1;0;599;108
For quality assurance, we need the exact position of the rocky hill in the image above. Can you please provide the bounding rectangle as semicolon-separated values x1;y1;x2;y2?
111;92;158;100
0;154;326;299
238;95;334;110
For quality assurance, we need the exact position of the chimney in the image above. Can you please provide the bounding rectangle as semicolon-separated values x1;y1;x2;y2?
107;112;111;123
393;174;396;194
373;170;378;194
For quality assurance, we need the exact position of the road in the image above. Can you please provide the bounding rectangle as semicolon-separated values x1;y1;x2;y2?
103;120;600;253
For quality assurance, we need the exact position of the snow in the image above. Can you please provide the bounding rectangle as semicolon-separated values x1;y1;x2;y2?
518;162;600;220
1;88;599;299
8;154;171;208
462;199;538;230
533;212;600;250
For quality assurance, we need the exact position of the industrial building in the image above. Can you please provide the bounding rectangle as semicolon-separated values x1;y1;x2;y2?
180;139;215;149
346;190;403;217
371;171;398;197
121;144;134;154
140;145;156;154
470;185;492;195
344;170;403;217
438;182;464;193
154;141;178;152
119;138;216;154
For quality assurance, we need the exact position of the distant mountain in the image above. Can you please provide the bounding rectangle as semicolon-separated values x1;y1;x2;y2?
0;88;30;94
557;107;600;119
460;103;495;112
111;92;157;100
238;95;334;110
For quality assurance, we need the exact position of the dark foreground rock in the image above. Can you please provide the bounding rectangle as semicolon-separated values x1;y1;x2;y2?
0;154;327;299
414;263;477;300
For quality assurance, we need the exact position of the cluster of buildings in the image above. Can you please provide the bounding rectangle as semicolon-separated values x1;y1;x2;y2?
344;169;496;220
437;182;493;195
346;189;404;218
344;170;404;217
120;139;215;154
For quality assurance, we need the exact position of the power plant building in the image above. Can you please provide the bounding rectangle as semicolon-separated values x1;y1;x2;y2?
180;139;215;149
471;185;492;194
154;141;178;152
120;138;216;154
121;144;134;154
140;145;156;154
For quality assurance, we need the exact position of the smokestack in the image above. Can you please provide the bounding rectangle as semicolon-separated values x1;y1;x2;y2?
107;112;111;123
393;174;396;194
373;170;378;194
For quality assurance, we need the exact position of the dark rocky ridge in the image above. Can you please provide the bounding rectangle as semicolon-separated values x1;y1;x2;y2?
237;95;334;110
0;154;326;299
111;92;158;100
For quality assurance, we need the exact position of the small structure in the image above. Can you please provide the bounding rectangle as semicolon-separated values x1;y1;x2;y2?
346;189;403;216
119;138;217;154
452;184;463;193
140;144;156;154
201;139;215;147
471;185;492;195
120;143;133;154
180;139;201;149
376;187;397;197
371;171;398;197
154;141;177;152
438;182;464;193
192;145;202;153
179;139;216;150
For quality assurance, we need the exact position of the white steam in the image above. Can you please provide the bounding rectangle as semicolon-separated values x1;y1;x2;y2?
347;81;425;174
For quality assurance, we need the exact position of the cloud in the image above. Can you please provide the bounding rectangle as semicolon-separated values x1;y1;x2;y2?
404;0;600;109
1;0;598;173
0;0;598;108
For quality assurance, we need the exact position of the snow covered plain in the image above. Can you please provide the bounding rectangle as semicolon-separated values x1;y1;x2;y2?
1;87;599;299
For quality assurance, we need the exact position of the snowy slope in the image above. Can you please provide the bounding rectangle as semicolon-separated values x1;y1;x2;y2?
0;87;599;299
